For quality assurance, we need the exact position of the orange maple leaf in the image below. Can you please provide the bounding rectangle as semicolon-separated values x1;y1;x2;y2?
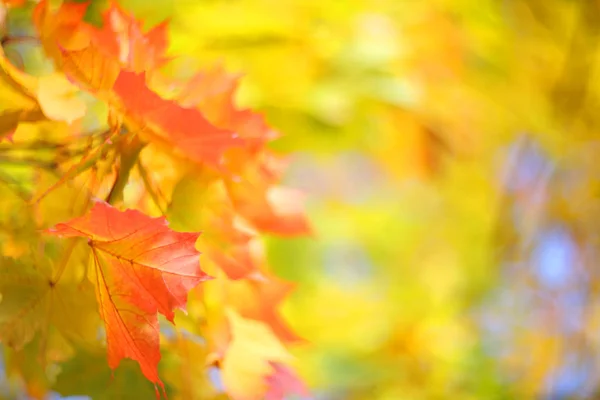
201;179;262;280
33;0;91;59
225;151;311;236
204;216;259;280
33;2;274;171
170;173;263;280
34;0;168;73
2;0;24;7
226;273;304;344
177;65;279;150
111;70;243;168
199;186;260;279
90;1;170;72
46;200;210;389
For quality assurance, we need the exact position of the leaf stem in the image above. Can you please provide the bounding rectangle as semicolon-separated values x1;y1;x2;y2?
0;36;39;47
0;168;32;200
51;238;78;285
31;130;124;205
0;155;57;169
106;134;145;205
136;159;167;215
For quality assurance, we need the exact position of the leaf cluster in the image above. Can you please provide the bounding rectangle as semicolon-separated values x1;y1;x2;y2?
0;1;310;399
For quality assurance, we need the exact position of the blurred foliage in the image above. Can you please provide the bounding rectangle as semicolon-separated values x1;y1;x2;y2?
2;0;600;399
120;0;600;398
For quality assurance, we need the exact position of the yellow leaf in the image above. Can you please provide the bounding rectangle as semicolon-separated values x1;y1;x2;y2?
0;47;37;98
0;253;100;353
221;309;293;400
36;73;86;124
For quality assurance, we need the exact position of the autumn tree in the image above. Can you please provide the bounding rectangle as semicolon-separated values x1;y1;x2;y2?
0;0;310;399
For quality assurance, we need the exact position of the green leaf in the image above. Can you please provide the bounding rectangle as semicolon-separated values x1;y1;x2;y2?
53;348;175;400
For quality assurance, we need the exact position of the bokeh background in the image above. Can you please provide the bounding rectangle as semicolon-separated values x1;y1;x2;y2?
132;0;600;399
7;0;600;399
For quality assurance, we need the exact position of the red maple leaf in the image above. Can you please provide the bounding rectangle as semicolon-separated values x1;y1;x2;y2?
46;200;210;388
91;1;171;72
177;65;279;151
197;181;260;280
112;70;243;169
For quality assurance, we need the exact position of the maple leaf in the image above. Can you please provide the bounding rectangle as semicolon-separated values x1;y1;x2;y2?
0;252;100;356
4;339;52;399
0;48;44;141
225;274;304;344
0;46;87;130
33;0;91;63
1;0;25;7
44;50;243;171
92;1;171;72
34;0;169;73
59;45;122;93
264;362;309;400
176;65;279;150
54;348;175;400
220;309;295;400
36;73;87;124
169;175;261;279
161;334;229;400
225;151;311;236
0;109;46;143
111;70;242;169
33;3;268;170
31;2;120;93
46;200;210;386
0;239;100;400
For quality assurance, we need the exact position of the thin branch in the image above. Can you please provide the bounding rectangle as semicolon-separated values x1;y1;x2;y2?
0;155;57;169
31;130;121;205
136;159;167;215
51;239;78;285
0;36;39;47
550;0;600;123
0;168;32;200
